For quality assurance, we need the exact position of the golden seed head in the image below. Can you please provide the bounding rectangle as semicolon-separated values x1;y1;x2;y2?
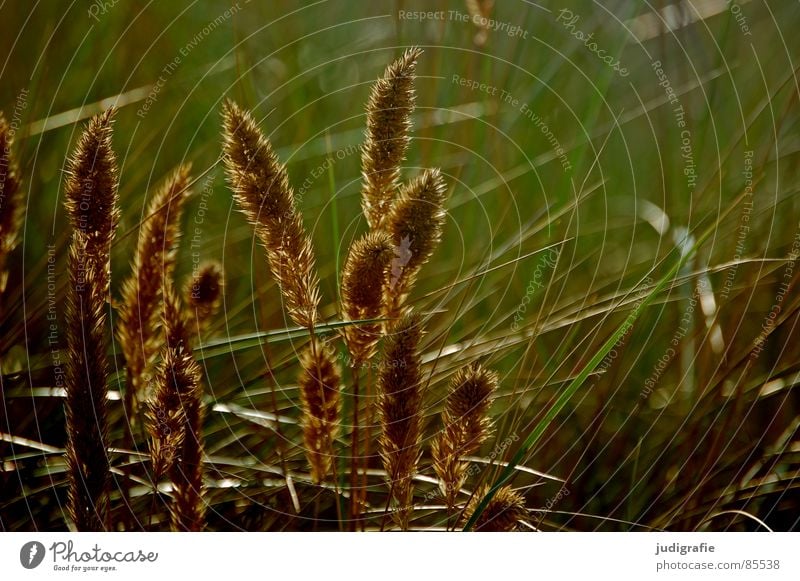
463;485;527;532
361;47;422;229
222;100;320;328
298;338;342;484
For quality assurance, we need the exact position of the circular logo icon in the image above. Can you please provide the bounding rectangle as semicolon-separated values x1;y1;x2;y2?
20;541;46;569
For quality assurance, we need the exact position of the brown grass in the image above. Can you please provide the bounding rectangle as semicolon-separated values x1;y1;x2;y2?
432;362;498;510
62;108;119;531
0;113;23;295
222;100;320;329
378;312;425;530
118;164;192;424
298;337;341;484
462;485;528;531
360;47;422;230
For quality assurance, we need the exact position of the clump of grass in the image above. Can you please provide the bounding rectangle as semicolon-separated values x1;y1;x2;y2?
118;165;192;423
222;100;320;329
360;47;422;230
62;108;119;531
432;362;498;510
149;284;206;531
378;312;424;530
384;168;448;321
0;113;23;295
184;260;224;335
298;337;341;484
462;485;528;531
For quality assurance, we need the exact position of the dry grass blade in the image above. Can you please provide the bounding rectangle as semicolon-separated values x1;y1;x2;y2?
341;231;394;364
384;168;448;320
298;337;341;484
378;312;424;530
361;47;422;230
432;362;498;509
462;485;528;531
222;100;320;329
149;284;205;531
63;108;119;531
184;260;224;336
118;164;192;422
0;113;23;294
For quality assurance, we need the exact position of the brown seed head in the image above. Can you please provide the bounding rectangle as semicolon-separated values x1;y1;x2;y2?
119;165;192;412
298;338;342;484
222;100;320;328
361;47;422;229
462;485;527;532
383;168;448;319
185;260;224;332
64;108;120;262
378;312;425;530
432;362;499;508
341;231;394;363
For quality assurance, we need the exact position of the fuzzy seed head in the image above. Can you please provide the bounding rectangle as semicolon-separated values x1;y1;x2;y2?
298;338;342;484
361;47;422;229
462;485;528;532
341;231;394;363
222;100;320;328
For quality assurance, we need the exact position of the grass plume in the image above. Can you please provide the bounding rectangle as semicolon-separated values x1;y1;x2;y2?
149;284;206;531
384;168;448;321
341;231;394;364
432;362;498;510
360;47;422;230
62;108;119;531
462;485;527;531
298;337;341;484
0;113;23;294
378;312;424;530
118;165;192;423
222;100;320;329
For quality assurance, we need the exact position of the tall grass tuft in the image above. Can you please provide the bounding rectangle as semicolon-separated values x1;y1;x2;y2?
384;168;448;321
432;362;498;510
378;312;424;530
462;485;528;531
62;108;119;531
222;100;320;329
118;165;192;424
360;47;421;230
150;284;206;531
0;113;23;294
298;337;341;484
